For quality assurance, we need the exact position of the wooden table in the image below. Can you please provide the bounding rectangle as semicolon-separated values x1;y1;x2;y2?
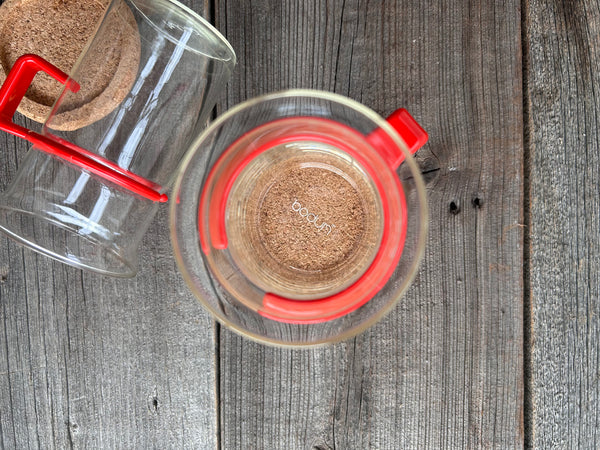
0;0;598;448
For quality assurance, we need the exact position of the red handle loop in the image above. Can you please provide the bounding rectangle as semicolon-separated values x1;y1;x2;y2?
0;54;167;203
366;108;428;170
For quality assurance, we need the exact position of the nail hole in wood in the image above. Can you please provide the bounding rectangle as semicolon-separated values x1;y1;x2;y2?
449;201;460;214
472;197;483;208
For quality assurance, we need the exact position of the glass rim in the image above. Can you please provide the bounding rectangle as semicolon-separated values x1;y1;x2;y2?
170;89;428;347
128;0;236;62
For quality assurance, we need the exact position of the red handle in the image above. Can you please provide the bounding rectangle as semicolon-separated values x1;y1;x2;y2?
367;108;428;170
0;54;167;203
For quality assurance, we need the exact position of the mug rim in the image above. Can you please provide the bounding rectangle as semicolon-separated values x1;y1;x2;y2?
127;0;236;63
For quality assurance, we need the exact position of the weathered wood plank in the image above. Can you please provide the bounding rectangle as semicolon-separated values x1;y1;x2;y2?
0;1;218;448
526;0;600;447
217;0;524;448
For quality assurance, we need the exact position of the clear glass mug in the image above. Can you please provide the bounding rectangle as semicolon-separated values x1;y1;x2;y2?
0;0;235;276
171;90;428;346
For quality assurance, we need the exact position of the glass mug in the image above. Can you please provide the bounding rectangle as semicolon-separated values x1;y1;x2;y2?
171;90;428;346
0;0;235;276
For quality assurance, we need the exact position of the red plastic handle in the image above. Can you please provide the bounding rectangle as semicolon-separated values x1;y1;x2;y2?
0;54;167;203
367;108;428;169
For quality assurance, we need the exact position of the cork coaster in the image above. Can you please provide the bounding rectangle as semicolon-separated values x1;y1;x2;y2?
0;0;140;130
226;142;384;300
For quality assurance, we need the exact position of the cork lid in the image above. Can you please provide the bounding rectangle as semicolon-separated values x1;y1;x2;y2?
226;142;385;300
0;0;140;130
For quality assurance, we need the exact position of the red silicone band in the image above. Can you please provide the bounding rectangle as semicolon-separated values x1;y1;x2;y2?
199;112;427;323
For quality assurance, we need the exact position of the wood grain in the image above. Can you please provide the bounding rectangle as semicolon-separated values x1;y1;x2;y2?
217;0;524;448
0;1;219;448
526;0;600;447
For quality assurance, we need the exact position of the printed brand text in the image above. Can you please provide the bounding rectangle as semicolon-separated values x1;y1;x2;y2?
291;200;335;235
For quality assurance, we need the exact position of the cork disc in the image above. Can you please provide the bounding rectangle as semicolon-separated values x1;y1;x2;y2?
0;0;141;130
226;142;385;300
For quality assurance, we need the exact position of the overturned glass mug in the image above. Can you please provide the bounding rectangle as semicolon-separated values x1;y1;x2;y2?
0;0;236;276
